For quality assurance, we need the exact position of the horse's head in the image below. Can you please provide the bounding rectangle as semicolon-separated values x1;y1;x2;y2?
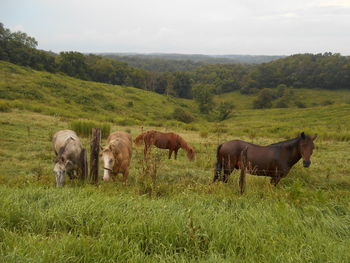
101;145;116;181
299;132;317;168
187;147;196;161
134;134;144;146
53;155;74;187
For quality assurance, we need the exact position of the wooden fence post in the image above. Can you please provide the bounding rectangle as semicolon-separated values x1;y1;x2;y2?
90;128;101;184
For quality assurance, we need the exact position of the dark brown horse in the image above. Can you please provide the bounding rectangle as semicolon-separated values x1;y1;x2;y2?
214;132;317;190
134;130;195;161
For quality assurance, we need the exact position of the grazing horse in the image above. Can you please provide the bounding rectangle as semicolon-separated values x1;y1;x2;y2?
101;131;132;183
134;130;195;161
214;132;317;191
52;130;87;187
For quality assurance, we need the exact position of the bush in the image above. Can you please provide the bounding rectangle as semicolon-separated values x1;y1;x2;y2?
0;101;11;112
117;118;139;126
126;101;134;107
252;89;274;109
274;98;289;108
217;101;234;121
295;101;307;108
172;108;194;123
69;120;111;139
199;131;208;138
321;100;334;106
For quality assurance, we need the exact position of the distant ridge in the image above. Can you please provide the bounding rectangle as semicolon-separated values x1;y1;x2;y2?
99;52;285;65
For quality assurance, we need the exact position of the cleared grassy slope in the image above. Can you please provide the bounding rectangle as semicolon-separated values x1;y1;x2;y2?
216;89;350;110
0;60;198;125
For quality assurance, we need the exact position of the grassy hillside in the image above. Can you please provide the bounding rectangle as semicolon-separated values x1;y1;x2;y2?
2;60;350;142
216;89;350;110
0;60;198;126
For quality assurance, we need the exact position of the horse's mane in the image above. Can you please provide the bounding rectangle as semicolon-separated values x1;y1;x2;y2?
177;135;190;149
269;136;301;147
177;134;195;161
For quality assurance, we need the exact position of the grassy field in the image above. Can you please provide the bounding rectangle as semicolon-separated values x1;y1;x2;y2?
1;61;350;262
1;110;350;262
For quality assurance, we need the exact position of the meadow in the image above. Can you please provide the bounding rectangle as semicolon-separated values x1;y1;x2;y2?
0;61;350;262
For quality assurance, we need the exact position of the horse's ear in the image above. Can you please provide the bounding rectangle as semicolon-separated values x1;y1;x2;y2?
311;134;317;141
300;132;306;139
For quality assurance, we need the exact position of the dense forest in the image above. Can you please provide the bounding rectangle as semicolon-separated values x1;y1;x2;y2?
1;22;350;102
102;53;284;70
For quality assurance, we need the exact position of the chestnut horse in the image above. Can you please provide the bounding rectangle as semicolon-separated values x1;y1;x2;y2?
134;130;195;161
214;132;317;191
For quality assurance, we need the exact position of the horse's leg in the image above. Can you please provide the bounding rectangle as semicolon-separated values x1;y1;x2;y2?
122;170;129;185
144;144;149;158
222;155;235;183
213;157;222;182
168;149;173;159
67;170;74;180
174;148;179;160
270;169;282;186
270;176;281;186
222;168;233;183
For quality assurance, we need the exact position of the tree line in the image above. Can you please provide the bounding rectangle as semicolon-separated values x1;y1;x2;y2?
1;22;350;103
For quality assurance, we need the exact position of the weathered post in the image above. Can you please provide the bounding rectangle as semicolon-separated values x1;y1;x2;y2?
90;128;101;184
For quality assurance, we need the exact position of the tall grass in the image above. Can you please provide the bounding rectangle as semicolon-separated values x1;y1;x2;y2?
69;120;111;139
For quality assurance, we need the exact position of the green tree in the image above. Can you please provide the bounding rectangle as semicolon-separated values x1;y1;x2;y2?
217;101;234;121
57;52;89;80
173;72;192;98
253;88;274;109
192;84;215;114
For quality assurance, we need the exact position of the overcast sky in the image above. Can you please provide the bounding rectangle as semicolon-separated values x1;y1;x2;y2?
1;0;350;55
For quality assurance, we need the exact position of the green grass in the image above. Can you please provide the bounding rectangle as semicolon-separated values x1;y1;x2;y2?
0;110;350;262
1;61;350;262
0;60;198;127
69;120;111;139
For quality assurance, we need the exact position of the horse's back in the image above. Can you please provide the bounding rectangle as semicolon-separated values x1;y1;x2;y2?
220;140;251;156
107;131;132;159
53;130;81;152
108;131;132;144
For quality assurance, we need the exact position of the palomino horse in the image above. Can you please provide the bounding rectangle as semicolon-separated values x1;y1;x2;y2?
101;131;132;183
52;130;87;187
214;132;317;192
134;130;195;161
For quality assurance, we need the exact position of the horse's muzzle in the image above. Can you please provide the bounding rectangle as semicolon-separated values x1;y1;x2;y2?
303;160;311;168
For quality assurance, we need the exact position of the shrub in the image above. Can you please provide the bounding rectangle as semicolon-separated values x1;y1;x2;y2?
321;100;334;106
117;118;138;126
199;131;208;138
69;120;111;139
0;101;11;112
172;108;194;123
252;89;274;109
274;98;289;108
126;101;134;107
295;101;307;108
217;101;234;121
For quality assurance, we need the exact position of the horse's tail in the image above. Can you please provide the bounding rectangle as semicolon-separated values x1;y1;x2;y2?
80;148;88;181
213;144;223;182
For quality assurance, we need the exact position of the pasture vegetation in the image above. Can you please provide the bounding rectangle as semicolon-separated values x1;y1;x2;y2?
0;61;350;262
